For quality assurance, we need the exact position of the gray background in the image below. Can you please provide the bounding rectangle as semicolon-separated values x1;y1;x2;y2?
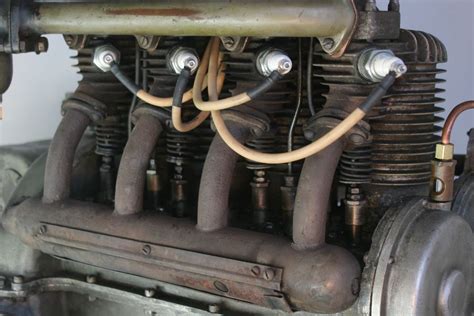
0;0;473;153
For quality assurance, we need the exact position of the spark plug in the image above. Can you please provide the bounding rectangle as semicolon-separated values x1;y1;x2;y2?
358;48;407;82
167;47;199;75
93;45;121;72
256;48;293;76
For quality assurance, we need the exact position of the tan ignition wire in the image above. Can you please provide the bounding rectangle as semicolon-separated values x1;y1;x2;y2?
210;72;397;164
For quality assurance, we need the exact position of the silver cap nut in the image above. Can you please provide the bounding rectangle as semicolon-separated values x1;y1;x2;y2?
93;45;121;72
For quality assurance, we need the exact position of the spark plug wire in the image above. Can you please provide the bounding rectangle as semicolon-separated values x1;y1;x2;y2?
211;72;397;164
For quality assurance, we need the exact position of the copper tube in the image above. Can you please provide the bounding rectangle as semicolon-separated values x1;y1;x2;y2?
441;101;474;144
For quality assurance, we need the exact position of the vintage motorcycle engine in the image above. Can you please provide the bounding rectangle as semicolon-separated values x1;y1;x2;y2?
0;1;473;315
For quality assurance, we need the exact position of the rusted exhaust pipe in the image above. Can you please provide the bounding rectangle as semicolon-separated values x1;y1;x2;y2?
293;139;344;249
21;0;357;57
115;108;164;215
43;95;105;203
197;124;251;231
43;110;90;203
3;198;360;313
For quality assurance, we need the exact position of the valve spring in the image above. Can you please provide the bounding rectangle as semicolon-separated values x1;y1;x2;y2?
314;29;446;186
71;36;136;156
222;38;311;170
140;37;212;163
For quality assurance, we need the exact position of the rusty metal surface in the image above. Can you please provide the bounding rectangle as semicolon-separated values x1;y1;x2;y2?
313;29;447;186
3;198;360;314
429;159;456;203
197;124;250;232
114;114;163;215
37;223;290;311
292;138;344;249
42;109;91;204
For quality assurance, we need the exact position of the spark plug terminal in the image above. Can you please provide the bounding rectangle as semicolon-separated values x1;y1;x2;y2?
93;45;121;72
167;47;199;75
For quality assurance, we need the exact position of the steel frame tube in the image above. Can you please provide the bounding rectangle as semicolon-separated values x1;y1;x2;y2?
292;138;344;249
3;198;360;313
197;124;251;231
115;115;163;215
43;109;91;204
20;0;357;56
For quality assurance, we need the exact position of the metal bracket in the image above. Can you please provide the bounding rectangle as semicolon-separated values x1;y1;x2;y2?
36;223;291;312
317;0;358;58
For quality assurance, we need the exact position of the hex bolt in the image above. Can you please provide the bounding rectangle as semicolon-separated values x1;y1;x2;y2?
251;266;261;276
13;275;24;284
64;35;74;46
349;133;366;146
222;37;235;47
263;268;275;281
86;275;97;284
142;245;152;256
139;36;149;47
322;38;335;50
35;37;49;54
144;288;155;298
208;304;221;314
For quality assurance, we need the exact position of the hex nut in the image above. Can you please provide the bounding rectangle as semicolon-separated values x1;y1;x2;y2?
12;275;24;284
86;275;97;284
435;143;454;161
144;288;155;298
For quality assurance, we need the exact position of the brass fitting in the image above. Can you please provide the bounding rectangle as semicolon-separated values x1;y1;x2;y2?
430;143;456;203
435;143;454;161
